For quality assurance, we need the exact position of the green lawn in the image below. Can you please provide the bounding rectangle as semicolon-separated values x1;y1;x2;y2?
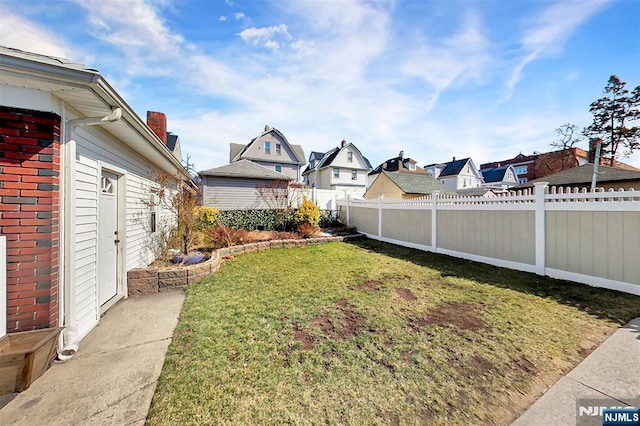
147;240;639;425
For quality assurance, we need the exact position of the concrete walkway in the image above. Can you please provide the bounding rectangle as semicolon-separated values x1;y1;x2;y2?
0;291;184;426
513;317;640;425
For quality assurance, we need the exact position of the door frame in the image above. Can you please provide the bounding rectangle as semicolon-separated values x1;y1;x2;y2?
98;162;127;314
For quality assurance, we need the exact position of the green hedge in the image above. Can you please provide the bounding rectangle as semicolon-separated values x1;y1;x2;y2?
216;209;342;231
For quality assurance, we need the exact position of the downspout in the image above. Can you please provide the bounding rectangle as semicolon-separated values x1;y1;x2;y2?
57;107;122;361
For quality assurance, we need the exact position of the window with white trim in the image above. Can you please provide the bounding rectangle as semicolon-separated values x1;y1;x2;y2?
264;141;271;154
275;164;282;173
276;143;281;155
351;170;357;180
347;151;353;163
333;168;339;178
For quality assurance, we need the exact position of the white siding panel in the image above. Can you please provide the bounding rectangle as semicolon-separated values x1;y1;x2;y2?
74;154;99;338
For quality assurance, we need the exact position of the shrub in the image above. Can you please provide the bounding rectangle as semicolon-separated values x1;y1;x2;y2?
318;210;341;228
216;209;297;231
206;226;249;248
295;198;320;226
189;231;206;249
194;206;219;230
297;223;322;238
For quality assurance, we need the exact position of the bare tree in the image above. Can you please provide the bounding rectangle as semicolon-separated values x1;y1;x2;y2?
256;179;304;230
550;123;585;169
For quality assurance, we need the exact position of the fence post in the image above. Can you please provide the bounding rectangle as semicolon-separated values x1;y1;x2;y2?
346;194;351;227
378;195;384;237
534;182;548;276
311;186;317;204
431;191;439;252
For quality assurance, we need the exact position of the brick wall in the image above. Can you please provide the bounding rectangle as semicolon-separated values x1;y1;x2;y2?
0;106;61;332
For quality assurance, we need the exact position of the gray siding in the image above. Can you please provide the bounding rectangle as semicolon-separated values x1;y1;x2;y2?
202;176;273;211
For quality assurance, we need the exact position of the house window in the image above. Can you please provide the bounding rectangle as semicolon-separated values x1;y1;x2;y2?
276;143;281;155
347;151;353;163
351;170;357;180
514;165;528;175
408;163;416;171
275;164;282;173
310;159;315;168
150;190;159;233
333;168;340;178
519;177;528;184
264;141;271;154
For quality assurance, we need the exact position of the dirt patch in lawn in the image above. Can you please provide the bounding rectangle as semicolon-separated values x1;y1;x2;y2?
395;288;417;301
455;355;494;379
353;280;383;291
293;298;371;349
410;301;489;332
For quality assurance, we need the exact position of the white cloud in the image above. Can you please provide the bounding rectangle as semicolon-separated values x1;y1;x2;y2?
219;16;227;21
506;0;610;91
238;24;290;50
0;7;75;59
401;11;490;105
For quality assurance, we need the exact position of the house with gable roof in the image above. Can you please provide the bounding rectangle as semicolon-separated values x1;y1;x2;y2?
229;125;306;181
480;164;519;189
424;157;484;191
302;139;372;194
199;159;294;211
364;171;455;199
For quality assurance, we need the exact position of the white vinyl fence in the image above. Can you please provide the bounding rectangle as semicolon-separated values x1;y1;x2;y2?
337;183;640;296
304;187;364;211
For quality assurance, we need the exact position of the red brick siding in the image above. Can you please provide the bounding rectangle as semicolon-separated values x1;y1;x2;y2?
0;106;60;332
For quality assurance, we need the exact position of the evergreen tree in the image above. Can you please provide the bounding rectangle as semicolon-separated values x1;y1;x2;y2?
584;75;640;165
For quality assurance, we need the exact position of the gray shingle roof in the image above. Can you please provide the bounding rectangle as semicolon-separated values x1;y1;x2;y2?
384;171;456;195
514;164;640;188
198;159;292;180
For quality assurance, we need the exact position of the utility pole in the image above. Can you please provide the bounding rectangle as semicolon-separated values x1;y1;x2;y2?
591;139;603;191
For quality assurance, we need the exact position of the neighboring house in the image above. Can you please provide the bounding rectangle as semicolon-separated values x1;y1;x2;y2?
424;157;484;191
302;139;372;194
512;164;640;191
479;147;639;185
480;165;519;189
368;151;426;179
199;159;293;210
456;187;496;197
0;47;192;345
230;125;306;181
364;171;456;199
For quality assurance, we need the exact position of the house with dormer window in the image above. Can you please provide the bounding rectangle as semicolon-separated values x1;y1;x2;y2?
229;125;306;181
302;140;372;194
424;157;484;191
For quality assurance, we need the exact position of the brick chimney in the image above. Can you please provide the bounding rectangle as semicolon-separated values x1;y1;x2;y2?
147;111;167;145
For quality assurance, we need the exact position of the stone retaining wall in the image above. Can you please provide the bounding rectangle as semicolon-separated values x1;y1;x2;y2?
127;235;363;296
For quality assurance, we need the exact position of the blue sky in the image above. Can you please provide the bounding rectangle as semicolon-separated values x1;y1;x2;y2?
1;0;639;171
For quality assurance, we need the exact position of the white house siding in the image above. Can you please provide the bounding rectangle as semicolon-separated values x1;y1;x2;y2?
73;155;99;338
72;128;177;337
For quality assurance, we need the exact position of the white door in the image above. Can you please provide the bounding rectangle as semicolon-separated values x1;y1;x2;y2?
98;170;119;306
